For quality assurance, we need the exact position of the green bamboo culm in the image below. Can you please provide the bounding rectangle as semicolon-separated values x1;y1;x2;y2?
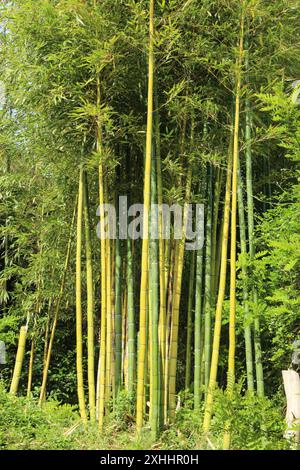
150;146;160;439
127;235;135;397
27;338;35;398
168;181;192;420
83;170;96;421
154;89;166;426
75;168;88;423
194;174;204;411
237;158;254;394
244;36;264;398
194;229;203;410
223;6;245;449
203;143;232;435
204;162;213;392
211;168;222;303
168;114;193;420
115;205;122;397
185;251;195;395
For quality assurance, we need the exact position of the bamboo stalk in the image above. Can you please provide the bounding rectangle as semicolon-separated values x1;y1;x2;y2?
237;159;254;393
168;166;192;419
194;219;204;410
223;9;245;449
39;200;77;406
164;240;175;422
149;148;160;438
105;237;112;410
211;168;222;303
136;0;154;434
154;90;166;426
127;237;135;396
204;162;213;392
83;171;96;421
75;169;88;423
244;37;264;398
185;251;195;396
203;144;232;433
26;338;34;398
115;211;122;397
97;75;107;432
9;326;27;395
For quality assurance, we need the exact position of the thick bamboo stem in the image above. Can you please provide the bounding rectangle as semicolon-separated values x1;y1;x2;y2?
244;38;264;397
127;237;135;396
83;171;96;421
223;10;245;450
75;169;88;423
97;75;107;432
9;326;27;395
204;163;213;392
237;160;254;393
136;0;154;434
185;251;195;395
203;145;232;433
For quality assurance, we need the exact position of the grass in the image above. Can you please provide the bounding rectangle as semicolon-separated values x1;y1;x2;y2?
0;383;297;450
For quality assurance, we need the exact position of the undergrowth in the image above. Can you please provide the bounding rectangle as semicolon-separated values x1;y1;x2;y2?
0;383;296;450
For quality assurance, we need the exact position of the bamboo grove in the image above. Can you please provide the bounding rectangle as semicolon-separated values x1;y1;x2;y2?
1;0;300;448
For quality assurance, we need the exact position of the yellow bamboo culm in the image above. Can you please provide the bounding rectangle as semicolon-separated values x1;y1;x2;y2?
122;290;128;390
168;167;192;420
164;240;175;421
203;147;232;433
9;326;27;395
136;0;154;435
83;171;96;421
154;92;166;424
27;339;35;398
111;238;116;401
75;169;88;424
105;237;112;409
97;74;107;433
223;6;245;450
